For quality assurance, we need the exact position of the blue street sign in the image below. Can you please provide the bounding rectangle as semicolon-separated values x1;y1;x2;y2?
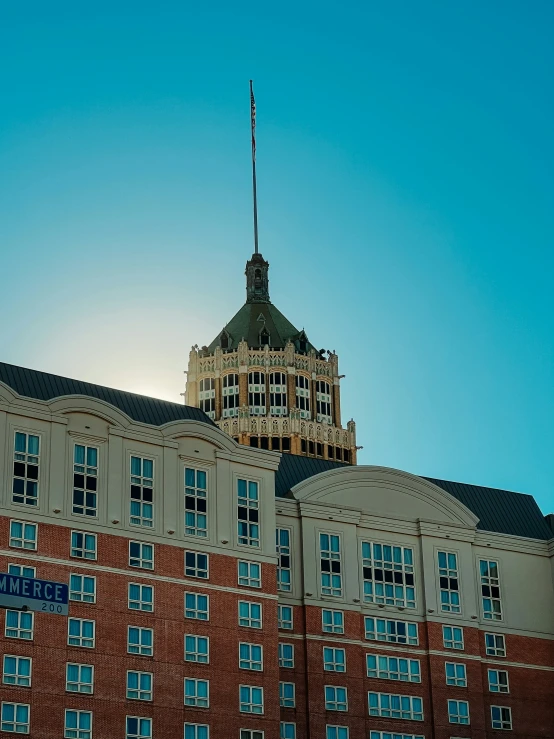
0;572;69;615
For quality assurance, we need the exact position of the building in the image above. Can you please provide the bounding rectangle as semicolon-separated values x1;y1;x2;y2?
184;252;357;464
0;360;553;739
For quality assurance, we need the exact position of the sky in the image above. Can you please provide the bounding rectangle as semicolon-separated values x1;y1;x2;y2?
1;2;553;513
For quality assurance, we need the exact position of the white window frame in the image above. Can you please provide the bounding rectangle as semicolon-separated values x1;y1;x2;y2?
185;634;209;663
443;625;464;650
126;715;152;739
479;559;503;621
9;520;37;550
238;600;262;629
184;467;208;537
276;527;292;592
129;541;154;570
185;550;209;579
12;430;40;507
279;681;295;708
269;371;288;416
369;733;423;739
2;655;32;687
66;663;94;694
368;692;424;721
445;662;467;687
438;550;461;613
278;643;294;668
488;668;509;693
5;610;34;640
280;722;296;739
70;531;97;560
491;705;512;730
295;374;310;418
127;626;153;657
366;653;421;682
320;532;342;597
361;540;416;608
322;609;344;634
239;684;264;714
69;573;96;603
185;678;209;708
238;560;261;588
1;701;30;734
7;564;36;578
184;724;210;739
248;371;266;416
72;443;98;517
130;456;154;528
365;616;419;645
326;728;349;739
316;379;332;423
485;632;506;657
185;592;209;621
128;583;154;612
199;377;215;419
239;642;263;671
324;685;348;712
448;699;470;725
64;708;92;739
222;373;240;418
278;605;293;630
323;647;346;672
238;479;260;548
127;670;153;701
68;618;95;649
240;731;264;739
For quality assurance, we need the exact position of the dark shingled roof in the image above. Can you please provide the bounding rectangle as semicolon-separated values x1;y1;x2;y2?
274;454;552;541
0;362;215;427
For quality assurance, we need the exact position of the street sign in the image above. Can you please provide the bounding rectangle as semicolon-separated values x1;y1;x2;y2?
0;572;69;615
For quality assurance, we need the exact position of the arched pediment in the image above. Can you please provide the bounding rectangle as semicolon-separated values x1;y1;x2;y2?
161;420;238;452
47;396;130;427
0;381;18;404
291;465;479;528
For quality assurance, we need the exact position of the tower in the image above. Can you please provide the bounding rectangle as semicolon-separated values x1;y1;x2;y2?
184;83;357;462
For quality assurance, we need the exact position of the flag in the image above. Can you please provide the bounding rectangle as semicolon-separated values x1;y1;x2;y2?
250;80;256;161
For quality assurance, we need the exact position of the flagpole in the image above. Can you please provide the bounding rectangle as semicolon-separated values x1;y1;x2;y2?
250;80;259;255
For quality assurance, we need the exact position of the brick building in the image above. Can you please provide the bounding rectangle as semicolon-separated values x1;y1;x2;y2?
0;356;553;739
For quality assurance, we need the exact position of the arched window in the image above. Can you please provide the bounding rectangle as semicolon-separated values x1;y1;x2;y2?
316;380;332;423
269;371;287;416
199;378;215;419
295;375;310;418
222;373;239;417
248;371;266;415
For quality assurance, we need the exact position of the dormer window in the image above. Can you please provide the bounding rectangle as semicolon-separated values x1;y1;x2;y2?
220;331;229;349
259;328;270;347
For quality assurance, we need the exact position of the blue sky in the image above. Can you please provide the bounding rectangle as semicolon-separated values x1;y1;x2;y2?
1;2;553;512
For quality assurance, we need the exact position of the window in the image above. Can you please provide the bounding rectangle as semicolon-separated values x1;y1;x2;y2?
362;541;415;608
279;682;295;708
69;574;96;603
365;617;418;645
279;643;294;668
445;662;467;687
295;375;310;418
443;625;464;650
5;610;33;640
368;692;423;721
238;479;260;547
238;561;261;588
126;716;152;739
270;372;287;416
240;685;264;713
320;533;342;597
448;700;470;724
128;583;153;612
185;635;209;663
239;643;263;671
13;431;39;506
9;520;37;550
324;686;347;711
222;373;240;418
127;671;153;701
130;456;154;528
73;444;98;517
480;559;502;620
1;702;30;733
316;380;332;423
326;729;349;739
3;656;31;687
280;723;296;739
323;647;346;672
248;372;266;415
7;564;35;577
71;531;97;560
128;626;153;656
491;706;512;730
485;632;506;657
64;709;92;739
366;654;420;682
185;592;209;620
68;618;95;648
240;732;264;739
369;734;423;739
322;609;344;634
185;678;209;708
488;669;509;693
278;605;293;630
185;551;209;579
185;468;208;537
129;541;153;570
184;725;209;739
239;601;262;628
66;663;94;693
276;528;291;591
438;551;461;613
199;378;215;419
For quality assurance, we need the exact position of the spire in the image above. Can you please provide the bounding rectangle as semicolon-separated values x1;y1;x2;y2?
250;80;259;255
245;252;270;303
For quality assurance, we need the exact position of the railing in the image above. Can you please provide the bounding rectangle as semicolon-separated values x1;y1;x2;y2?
196;345;334;377
217;414;352;446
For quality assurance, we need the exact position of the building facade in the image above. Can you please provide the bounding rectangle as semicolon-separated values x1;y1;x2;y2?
184;253;357;464
0;361;553;739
